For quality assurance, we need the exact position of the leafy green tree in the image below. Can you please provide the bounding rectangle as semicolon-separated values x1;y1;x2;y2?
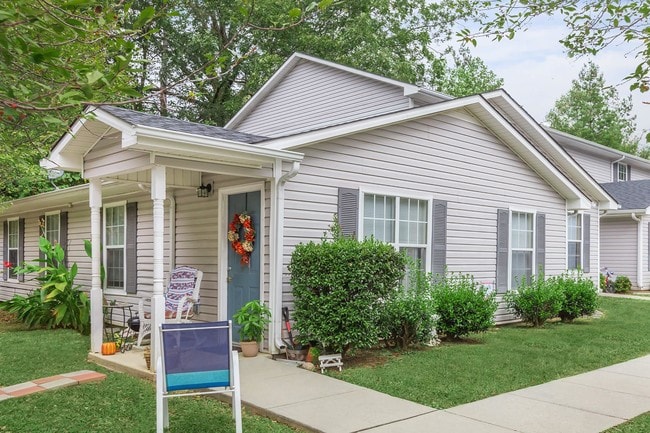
546;62;639;153
433;47;504;96
128;0;491;124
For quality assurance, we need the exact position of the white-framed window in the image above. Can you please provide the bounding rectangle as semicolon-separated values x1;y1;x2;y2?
43;212;60;246
7;218;19;280
104;203;126;291
362;193;429;271
510;211;535;287
567;213;582;270
617;163;629;182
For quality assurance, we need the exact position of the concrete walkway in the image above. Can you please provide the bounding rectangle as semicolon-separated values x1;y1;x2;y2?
240;355;650;433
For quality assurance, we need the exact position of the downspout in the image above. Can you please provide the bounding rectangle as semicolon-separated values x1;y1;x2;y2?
270;159;301;353
631;213;643;289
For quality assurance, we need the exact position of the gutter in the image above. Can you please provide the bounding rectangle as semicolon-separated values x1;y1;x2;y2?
270;160;301;353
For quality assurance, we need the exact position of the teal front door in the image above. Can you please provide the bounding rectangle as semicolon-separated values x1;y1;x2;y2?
227;191;261;341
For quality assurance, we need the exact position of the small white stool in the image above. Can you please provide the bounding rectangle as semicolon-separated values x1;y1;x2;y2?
319;353;343;373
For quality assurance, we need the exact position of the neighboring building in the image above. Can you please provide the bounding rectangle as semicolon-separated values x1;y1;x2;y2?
0;53;617;355
552;128;650;289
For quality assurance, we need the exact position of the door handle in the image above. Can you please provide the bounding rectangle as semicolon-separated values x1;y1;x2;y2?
227;276;233;283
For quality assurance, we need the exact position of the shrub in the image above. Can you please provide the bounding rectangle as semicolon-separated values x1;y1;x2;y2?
504;274;563;327
614;275;632;293
289;236;406;355
377;262;437;348
0;237;89;334
431;272;497;339
555;272;598;322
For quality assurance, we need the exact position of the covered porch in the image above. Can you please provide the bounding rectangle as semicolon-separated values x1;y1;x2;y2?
42;105;303;368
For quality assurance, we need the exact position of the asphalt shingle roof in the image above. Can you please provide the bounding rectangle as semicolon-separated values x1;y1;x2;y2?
600;180;650;210
98;105;268;144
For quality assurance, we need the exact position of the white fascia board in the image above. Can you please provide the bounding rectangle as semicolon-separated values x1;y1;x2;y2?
602;207;650;217
482;91;617;207
262;96;485;150
132;125;304;164
89;106;137;147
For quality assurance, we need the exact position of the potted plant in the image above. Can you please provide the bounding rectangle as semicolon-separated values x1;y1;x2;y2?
233;300;272;357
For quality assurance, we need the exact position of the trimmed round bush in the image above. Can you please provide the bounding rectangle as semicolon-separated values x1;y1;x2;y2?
504;275;563;327
555;273;598;322
614;275;632;293
431;273;497;339
377;286;437;349
289;236;406;355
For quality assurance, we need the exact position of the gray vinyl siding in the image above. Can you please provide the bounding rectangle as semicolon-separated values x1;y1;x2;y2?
280;112;582;323
84;137;150;178
563;146;650;183
235;60;411;137
601;217;638;287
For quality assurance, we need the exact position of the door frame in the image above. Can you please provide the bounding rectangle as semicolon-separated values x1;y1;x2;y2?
218;182;266;321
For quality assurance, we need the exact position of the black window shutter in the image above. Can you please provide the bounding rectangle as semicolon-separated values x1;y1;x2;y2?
18;218;24;282
583;214;590;273
338;188;359;238
613;162;619;182
125;202;137;294
627;165;632;181
38;214;45;264
536;213;546;276
496;209;509;293
2;221;7;281
431;200;447;276
60;212;68;268
648;222;650;272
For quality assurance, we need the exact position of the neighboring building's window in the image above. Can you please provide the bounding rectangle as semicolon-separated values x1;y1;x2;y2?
511;211;535;286
44;213;60;245
567;213;582;270
7;219;19;280
363;193;428;270
617;163;629;182
104;204;125;290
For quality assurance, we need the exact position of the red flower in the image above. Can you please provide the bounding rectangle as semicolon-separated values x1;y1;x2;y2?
3;261;12;269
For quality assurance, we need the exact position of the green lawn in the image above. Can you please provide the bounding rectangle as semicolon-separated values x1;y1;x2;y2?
0;318;299;433
337;297;650;409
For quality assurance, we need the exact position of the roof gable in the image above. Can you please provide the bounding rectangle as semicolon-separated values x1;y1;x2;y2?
258;91;616;210
226;53;450;137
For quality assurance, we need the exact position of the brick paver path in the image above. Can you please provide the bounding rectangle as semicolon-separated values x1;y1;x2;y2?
0;370;106;400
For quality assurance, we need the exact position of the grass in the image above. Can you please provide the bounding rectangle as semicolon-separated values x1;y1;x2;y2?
0;314;299;433
606;412;650;432
336;297;650;409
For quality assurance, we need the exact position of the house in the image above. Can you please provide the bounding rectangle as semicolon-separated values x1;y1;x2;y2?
551;128;650;289
0;53;618;359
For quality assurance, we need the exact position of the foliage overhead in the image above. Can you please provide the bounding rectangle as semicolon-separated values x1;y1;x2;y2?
128;0;500;124
546;62;640;153
459;0;650;97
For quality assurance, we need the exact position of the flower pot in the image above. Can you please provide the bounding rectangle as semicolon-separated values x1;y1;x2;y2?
240;341;259;357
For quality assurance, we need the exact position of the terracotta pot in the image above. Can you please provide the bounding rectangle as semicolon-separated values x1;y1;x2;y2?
144;348;151;370
240;341;259;357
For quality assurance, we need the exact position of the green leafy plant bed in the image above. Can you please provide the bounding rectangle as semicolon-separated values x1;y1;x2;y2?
335;297;650;409
0;320;300;433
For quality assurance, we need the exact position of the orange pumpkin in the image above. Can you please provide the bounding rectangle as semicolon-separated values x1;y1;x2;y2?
101;342;117;355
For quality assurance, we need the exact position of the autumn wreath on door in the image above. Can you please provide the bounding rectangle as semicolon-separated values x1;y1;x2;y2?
228;212;255;265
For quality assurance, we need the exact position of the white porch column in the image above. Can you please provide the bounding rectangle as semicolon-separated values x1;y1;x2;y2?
89;179;103;353
151;165;167;369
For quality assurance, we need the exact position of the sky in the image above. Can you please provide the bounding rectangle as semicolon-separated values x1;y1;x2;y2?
459;15;649;140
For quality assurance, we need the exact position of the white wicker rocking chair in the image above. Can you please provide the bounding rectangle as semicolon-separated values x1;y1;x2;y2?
136;266;203;347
